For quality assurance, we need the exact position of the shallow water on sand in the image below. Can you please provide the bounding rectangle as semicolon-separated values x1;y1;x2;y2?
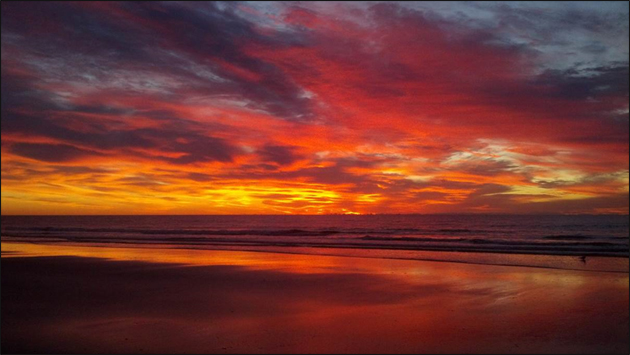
2;241;628;354
2;214;628;271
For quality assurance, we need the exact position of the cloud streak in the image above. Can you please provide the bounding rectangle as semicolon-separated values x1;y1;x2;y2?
1;1;628;215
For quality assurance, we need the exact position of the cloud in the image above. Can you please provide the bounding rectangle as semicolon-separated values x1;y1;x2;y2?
534;65;629;101
258;145;302;166
9;143;101;163
1;1;317;121
1;2;628;214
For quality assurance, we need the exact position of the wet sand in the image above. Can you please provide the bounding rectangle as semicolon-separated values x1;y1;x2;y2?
2;242;628;354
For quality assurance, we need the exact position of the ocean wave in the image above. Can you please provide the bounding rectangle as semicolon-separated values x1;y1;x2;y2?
359;235;625;247
2;233;628;258
543;235;628;241
1;226;512;237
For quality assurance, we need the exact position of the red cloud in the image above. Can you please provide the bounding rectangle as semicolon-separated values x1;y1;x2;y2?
1;2;627;214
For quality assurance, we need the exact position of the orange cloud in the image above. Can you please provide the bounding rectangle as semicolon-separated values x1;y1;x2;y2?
1;2;628;215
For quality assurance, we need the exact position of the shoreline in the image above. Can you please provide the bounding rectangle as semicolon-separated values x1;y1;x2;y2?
3;234;628;258
2;241;629;354
2;239;628;274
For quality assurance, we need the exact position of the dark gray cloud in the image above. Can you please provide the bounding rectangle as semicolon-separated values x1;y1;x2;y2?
1;1;316;121
258;145;301;166
1;69;238;164
3;110;238;164
166;136;236;164
445;159;519;177
9;143;101;163
535;65;629;101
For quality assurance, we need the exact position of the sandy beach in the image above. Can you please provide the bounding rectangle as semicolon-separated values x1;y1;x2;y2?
1;241;628;354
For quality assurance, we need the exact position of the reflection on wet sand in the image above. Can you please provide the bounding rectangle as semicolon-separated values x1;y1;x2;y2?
2;242;628;354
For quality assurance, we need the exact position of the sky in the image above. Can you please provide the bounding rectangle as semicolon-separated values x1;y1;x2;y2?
1;1;628;215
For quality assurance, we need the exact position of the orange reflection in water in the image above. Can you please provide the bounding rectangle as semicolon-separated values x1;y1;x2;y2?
2;241;629;354
1;241;355;274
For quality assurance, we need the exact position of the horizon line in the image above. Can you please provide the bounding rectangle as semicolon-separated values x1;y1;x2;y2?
2;213;628;217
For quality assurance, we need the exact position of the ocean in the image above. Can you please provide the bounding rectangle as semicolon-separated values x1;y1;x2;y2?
3;214;629;353
2;214;628;260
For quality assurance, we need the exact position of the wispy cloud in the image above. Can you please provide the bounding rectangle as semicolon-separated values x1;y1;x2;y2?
1;1;628;214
